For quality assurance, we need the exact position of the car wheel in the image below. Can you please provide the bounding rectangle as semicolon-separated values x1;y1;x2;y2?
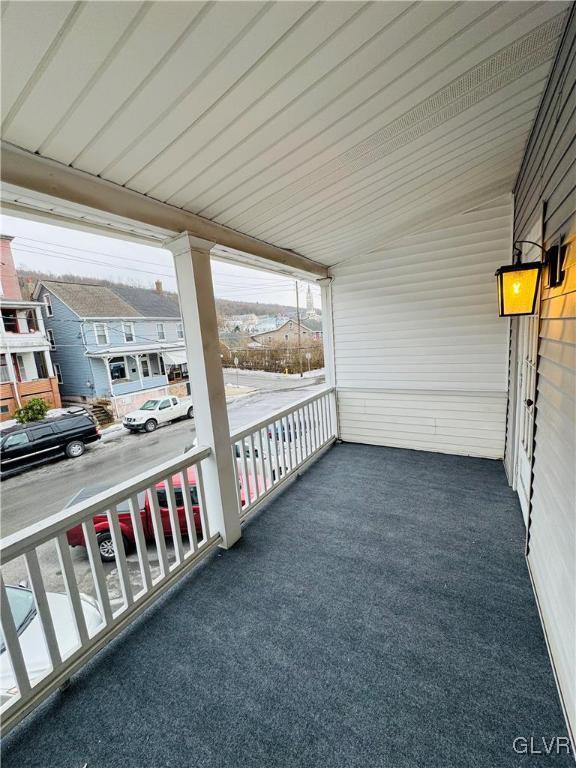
96;531;116;562
187;407;194;419
96;531;129;562
65;440;85;458
144;419;158;433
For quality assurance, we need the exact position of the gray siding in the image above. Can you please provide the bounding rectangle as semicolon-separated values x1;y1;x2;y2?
331;194;513;459
509;7;576;746
84;319;183;349
37;287;94;398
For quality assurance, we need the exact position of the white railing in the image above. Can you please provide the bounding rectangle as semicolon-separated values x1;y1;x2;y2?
0;445;218;735
0;388;337;736
231;387;336;519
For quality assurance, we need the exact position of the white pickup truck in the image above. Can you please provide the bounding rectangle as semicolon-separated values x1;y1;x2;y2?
123;396;194;433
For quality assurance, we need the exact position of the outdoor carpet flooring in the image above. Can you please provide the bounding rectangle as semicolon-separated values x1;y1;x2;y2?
2;443;572;767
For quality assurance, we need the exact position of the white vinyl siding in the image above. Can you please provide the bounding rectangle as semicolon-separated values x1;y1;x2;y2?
331;194;512;458
509;12;575;745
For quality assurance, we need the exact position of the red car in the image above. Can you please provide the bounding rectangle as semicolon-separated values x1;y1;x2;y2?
66;466;254;562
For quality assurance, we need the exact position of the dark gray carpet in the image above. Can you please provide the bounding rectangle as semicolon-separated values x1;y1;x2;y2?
2;443;572;767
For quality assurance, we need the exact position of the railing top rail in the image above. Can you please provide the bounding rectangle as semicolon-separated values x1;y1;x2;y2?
0;445;211;563
230;386;334;443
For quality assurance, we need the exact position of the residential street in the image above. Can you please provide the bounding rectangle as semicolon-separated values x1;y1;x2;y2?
0;380;324;601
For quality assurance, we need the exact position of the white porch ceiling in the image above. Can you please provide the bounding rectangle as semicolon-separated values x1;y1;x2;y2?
0;1;570;267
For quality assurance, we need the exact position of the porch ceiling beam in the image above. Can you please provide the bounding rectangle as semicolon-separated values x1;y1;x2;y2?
0;142;328;279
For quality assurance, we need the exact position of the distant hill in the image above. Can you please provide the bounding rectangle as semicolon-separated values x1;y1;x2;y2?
17;268;299;318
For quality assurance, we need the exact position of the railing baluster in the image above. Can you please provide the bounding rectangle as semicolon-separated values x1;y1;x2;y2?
107;507;134;608
264;423;275;487
0;574;31;696
320;394;329;442
314;400;324;448
81;520;113;625
178;470;198;556
248;432;260;500
195;463;210;540
284;416;293;472
128;494;153;593
256;428;267;492
24;550;62;670
164;475;184;566
145;486;170;579
239;437;251;509
55;533;89;645
289;411;298;468
304;405;313;457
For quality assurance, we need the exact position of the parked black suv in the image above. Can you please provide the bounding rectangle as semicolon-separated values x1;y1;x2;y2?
0;412;100;478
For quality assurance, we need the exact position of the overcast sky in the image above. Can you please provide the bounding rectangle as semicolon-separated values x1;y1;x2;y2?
0;214;320;310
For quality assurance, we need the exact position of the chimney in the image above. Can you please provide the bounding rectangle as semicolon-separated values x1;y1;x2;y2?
0;235;22;300
155;279;163;294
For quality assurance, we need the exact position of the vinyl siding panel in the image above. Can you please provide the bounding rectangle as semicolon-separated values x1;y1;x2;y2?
331;194;512;458
37;287;95;398
510;6;576;746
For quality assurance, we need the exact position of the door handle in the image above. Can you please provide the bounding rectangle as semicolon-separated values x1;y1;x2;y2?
525;399;534;408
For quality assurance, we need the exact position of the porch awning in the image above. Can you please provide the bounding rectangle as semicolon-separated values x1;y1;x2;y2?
162;350;187;367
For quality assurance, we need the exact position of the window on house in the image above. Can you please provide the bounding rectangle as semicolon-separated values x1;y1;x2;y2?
123;322;135;343
140;356;150;377
46;329;55;350
177;322;184;339
0;354;10;383
94;323;108;345
109;357;127;381
33;352;48;379
157;323;165;340
54;363;63;384
43;294;53;317
15;355;27;381
0;405;8;414
1;309;18;333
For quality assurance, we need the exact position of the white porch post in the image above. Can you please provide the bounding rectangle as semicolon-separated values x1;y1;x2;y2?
165;233;241;549
318;277;339;438
44;349;55;377
103;356;118;417
4;350;22;407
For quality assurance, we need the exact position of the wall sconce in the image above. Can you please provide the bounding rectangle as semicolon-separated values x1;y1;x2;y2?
495;240;545;317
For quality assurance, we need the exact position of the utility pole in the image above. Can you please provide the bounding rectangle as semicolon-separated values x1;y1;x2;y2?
295;280;303;377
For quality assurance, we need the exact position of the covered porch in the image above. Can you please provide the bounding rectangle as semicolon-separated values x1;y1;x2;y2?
2;442;571;767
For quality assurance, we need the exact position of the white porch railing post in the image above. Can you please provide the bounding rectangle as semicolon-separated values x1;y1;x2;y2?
165;233;241;548
318;277;338;438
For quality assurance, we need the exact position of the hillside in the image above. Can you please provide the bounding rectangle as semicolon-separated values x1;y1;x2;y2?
17;268;299;318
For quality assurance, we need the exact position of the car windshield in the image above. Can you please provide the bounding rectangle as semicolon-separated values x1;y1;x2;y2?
140;400;159;411
0;587;36;653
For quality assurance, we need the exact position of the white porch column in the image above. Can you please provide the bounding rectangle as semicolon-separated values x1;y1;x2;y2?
44;349;55;377
4;351;22;407
318;277;339;438
165;233;241;549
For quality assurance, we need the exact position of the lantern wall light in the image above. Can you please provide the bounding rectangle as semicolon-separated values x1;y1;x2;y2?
495;239;552;318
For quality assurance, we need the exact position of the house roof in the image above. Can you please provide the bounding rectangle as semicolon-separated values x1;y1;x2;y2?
36;280;181;319
112;285;180;318
250;319;322;339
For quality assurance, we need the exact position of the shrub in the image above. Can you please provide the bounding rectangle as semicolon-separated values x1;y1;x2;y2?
14;397;49;424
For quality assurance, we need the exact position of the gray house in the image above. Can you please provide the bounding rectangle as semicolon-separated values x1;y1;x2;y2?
33;280;189;416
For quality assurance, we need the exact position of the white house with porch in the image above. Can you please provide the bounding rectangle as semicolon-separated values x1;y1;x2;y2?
0;2;574;765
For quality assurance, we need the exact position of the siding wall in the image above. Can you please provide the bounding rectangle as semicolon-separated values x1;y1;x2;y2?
37;287;95;398
84;319;182;348
510;7;576;745
331;194;513;458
